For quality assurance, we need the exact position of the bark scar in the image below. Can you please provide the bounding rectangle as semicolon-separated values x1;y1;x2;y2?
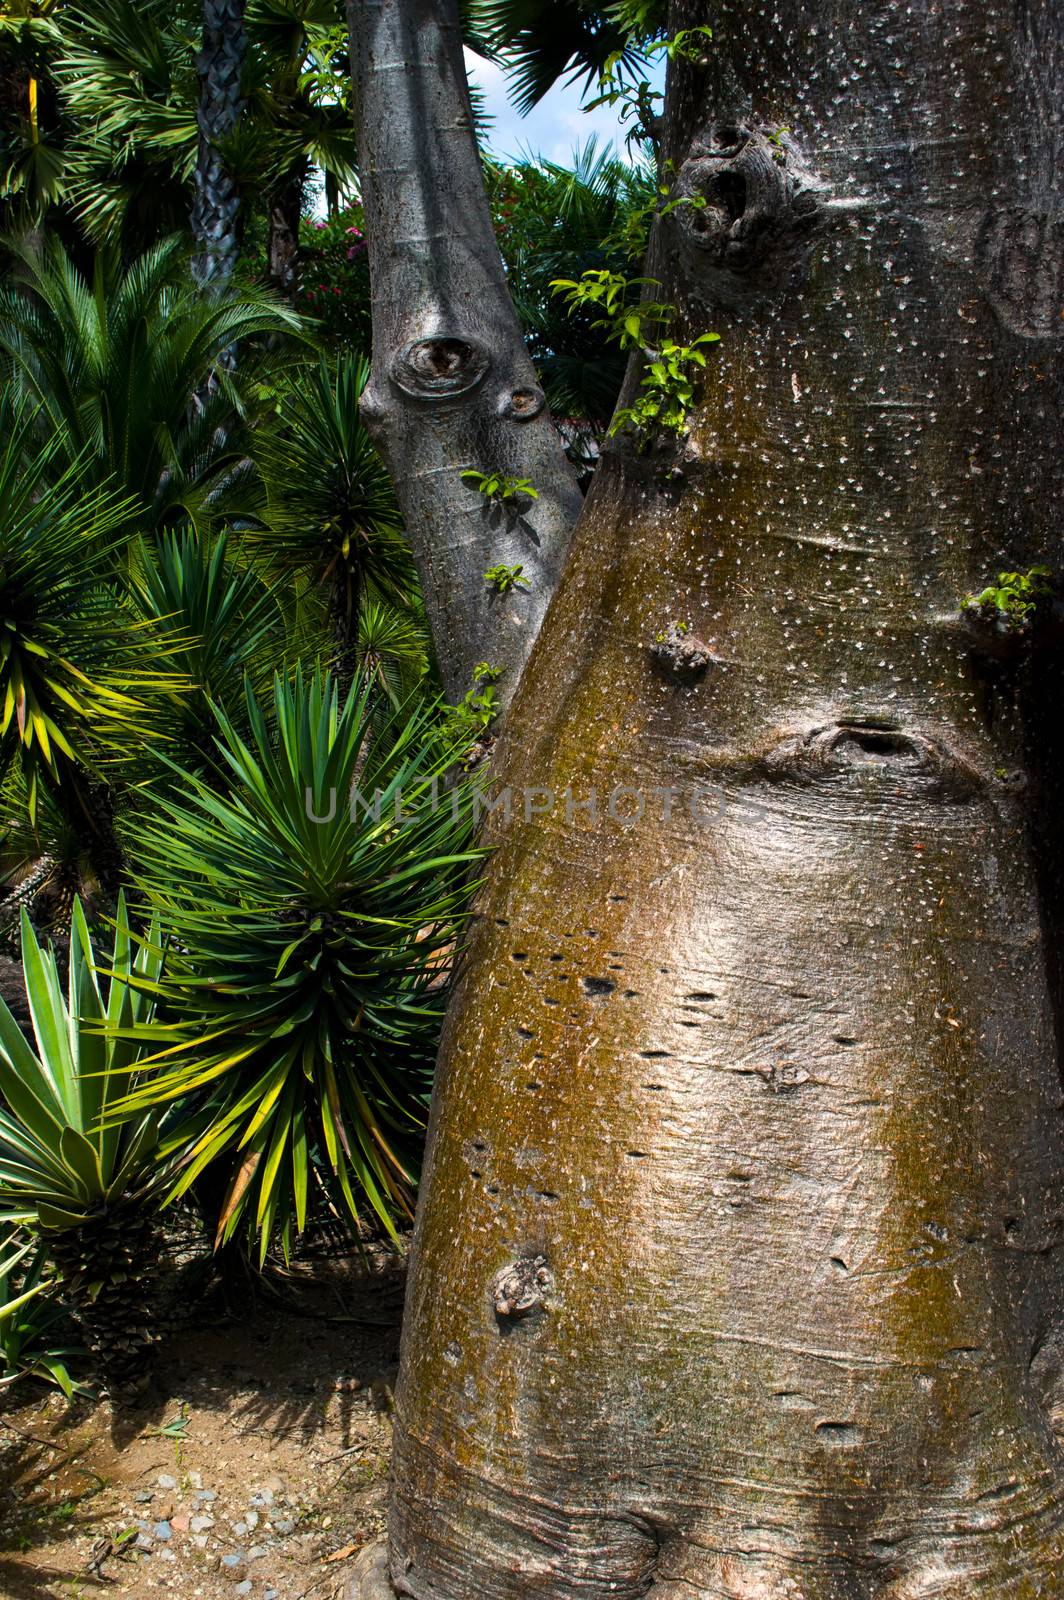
759;720;984;801
672;122;828;308
492;1254;554;1322
390;335;490;401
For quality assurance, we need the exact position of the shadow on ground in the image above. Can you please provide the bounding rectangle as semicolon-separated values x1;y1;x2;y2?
0;1242;404;1599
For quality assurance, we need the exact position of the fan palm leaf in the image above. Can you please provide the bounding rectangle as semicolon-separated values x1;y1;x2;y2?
464;0;656;115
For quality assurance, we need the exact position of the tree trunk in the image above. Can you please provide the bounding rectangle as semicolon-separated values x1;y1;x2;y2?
361;0;1064;1595
267;163;305;298
191;0;247;292
349;0;584;706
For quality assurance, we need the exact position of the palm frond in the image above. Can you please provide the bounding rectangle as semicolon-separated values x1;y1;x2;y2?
0;235;303;529
465;0;651;115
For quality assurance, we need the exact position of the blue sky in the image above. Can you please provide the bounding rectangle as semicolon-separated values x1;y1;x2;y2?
463;48;661;166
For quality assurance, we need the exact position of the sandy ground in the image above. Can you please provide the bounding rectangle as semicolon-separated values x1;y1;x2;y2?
0;1248;403;1600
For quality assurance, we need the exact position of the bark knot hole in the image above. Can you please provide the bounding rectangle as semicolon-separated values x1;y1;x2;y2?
499;385;546;421
673;122;827;307
492;1255;554;1323
391;335;490;401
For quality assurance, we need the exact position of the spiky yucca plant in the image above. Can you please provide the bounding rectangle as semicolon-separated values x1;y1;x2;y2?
126;528;282;765
0;897;174;1398
114;668;481;1259
253;356;417;676
0;395;176;830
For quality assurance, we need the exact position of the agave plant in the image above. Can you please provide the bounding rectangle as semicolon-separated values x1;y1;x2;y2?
114;667;481;1259
0;235;301;529
0;1229;82;1397
253;355;418;677
0;896;174;1398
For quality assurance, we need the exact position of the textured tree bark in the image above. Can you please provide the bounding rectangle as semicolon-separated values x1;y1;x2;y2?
267;165;305;298
348;0;584;705
360;0;1064;1596
191;0;246;292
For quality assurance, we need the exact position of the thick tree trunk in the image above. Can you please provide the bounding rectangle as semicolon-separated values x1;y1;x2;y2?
349;0;584;705
362;0;1064;1595
191;0;246;292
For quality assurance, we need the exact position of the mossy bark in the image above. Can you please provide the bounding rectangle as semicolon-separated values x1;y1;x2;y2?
368;0;1064;1594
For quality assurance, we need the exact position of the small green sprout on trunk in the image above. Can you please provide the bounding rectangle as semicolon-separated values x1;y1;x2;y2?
461;470;539;508
550;268;720;449
964;566;1052;628
484;563;531;595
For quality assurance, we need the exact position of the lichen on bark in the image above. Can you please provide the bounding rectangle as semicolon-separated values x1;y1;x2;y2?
352;0;1064;1595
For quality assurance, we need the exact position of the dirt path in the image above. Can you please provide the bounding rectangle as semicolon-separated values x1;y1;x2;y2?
0;1252;402;1600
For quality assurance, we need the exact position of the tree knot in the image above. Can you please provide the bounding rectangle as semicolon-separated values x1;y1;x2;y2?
648;623;719;684
391;335;490;402
671;122;827;309
492;1254;554;1321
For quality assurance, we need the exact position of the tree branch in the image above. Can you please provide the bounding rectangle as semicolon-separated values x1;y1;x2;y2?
348;0;583;707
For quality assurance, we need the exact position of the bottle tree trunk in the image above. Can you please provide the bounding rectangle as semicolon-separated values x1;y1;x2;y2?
350;0;583;706
355;0;1064;1594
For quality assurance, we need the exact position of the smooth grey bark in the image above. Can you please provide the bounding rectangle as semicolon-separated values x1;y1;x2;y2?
191;0;246;292
348;0;583;706
352;0;1064;1596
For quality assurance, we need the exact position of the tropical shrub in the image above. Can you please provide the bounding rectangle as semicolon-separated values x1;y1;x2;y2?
0;235;301;528
114;668;481;1260
0;395;175;830
0;1230;82;1398
253;355;417;673
0;896;175;1398
487;140;655;431
295;206;371;350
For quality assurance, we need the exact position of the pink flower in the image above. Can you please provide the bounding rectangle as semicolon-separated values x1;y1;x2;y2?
313;220;328;230
345;225;362;236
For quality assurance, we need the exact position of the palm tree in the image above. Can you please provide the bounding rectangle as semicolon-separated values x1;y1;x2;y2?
52;0;357;284
0;0;67;220
244;0;359;293
52;0;201;254
191;0;247;292
0;234;301;527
